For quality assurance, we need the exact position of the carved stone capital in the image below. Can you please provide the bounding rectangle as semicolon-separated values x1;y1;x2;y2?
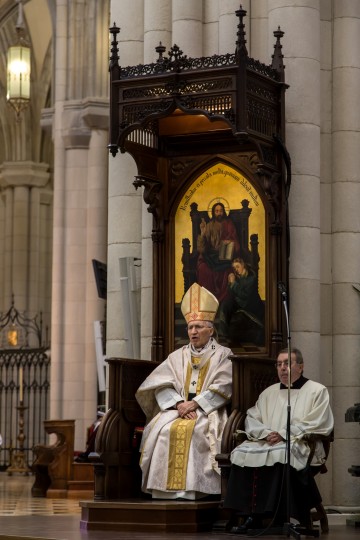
0;161;50;189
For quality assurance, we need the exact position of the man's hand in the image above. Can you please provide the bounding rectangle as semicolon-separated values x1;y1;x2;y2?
177;400;199;420
200;218;206;235
266;431;284;446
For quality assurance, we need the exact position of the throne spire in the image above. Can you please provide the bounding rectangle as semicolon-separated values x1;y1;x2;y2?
271;26;285;79
235;5;248;58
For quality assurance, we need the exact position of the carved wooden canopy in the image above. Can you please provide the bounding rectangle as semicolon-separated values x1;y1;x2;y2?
108;6;290;362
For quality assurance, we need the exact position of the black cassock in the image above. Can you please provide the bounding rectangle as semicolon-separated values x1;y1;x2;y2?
224;461;322;525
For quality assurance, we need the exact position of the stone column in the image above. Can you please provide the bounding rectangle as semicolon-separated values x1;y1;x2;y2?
115;0;144;63
107;153;142;359
49;1;110;450
0;162;51;322
250;0;268;62
332;1;360;510
144;0;171;63
82;101;109;428
317;0;333;506
55;104;88;446
203;0;219;56
219;0;249;55
268;0;321;383
107;1;144;362
50;0;69;423
142;2;172;359
0;185;9;307
172;0;203;56
28;185;53;327
140;200;153;360
50;102;108;448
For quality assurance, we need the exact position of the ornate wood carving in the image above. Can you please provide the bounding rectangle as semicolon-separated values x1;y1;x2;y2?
32;420;75;497
108;7;290;361
133;175;162;227
90;358;159;500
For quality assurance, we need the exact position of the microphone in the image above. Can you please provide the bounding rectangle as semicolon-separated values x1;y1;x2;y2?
278;281;287;298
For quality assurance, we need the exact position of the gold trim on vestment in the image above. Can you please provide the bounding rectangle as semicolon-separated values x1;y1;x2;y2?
208;386;231;400
185;357;210;399
197;360;210;393
166;418;196;490
166;354;212;489
185;361;193;399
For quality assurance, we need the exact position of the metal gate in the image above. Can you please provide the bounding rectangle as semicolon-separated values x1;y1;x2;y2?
0;348;50;470
0;300;50;471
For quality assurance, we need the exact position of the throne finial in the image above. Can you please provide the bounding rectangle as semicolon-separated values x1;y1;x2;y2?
109;23;120;69
235;5;248;58
271;26;285;77
155;42;166;63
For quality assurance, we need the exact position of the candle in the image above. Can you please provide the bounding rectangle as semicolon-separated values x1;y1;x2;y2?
19;366;23;403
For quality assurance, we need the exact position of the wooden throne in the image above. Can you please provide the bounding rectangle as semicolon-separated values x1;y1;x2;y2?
80;6;291;532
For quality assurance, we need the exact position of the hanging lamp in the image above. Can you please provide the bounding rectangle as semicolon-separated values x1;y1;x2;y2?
6;0;31;117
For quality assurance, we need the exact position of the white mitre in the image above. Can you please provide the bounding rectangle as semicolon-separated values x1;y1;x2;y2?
181;282;219;324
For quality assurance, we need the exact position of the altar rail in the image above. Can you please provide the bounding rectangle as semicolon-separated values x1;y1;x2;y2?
0;348;50;470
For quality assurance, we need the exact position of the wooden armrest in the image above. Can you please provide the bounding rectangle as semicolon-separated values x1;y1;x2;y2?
220;409;247;453
215;452;231;468
303;433;333;443
303;431;334;468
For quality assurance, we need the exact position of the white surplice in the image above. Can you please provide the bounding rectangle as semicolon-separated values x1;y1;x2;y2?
135;338;232;499
230;378;334;471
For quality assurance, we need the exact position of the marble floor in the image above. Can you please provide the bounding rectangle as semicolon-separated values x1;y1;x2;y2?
0;473;358;540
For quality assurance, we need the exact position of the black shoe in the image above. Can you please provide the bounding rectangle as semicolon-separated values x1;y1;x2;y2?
231;516;254;534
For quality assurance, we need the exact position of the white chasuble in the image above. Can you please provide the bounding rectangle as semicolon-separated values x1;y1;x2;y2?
135;339;232;499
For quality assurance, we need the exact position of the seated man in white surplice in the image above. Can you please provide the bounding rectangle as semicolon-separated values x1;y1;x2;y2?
135;282;232;500
224;348;334;532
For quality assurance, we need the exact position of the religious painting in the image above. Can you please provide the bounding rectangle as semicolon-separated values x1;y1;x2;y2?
174;162;266;353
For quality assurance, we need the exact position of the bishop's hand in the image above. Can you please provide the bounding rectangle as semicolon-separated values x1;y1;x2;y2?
177;400;199;419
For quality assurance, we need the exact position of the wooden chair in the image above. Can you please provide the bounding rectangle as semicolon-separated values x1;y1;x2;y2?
89;358;159;500
305;431;334;533
216;420;334;534
31;419;75;498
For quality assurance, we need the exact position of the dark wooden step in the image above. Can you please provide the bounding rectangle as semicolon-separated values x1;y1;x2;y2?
80;499;223;532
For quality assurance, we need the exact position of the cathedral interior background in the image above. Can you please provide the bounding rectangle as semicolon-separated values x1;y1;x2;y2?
0;0;359;527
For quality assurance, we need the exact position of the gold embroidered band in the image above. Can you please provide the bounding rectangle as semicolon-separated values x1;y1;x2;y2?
166;418;196;490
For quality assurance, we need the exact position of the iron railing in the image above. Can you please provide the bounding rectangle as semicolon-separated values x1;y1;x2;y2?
0;347;50;470
0;300;50;470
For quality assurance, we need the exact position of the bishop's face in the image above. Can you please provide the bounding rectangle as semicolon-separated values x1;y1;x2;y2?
187;322;214;348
